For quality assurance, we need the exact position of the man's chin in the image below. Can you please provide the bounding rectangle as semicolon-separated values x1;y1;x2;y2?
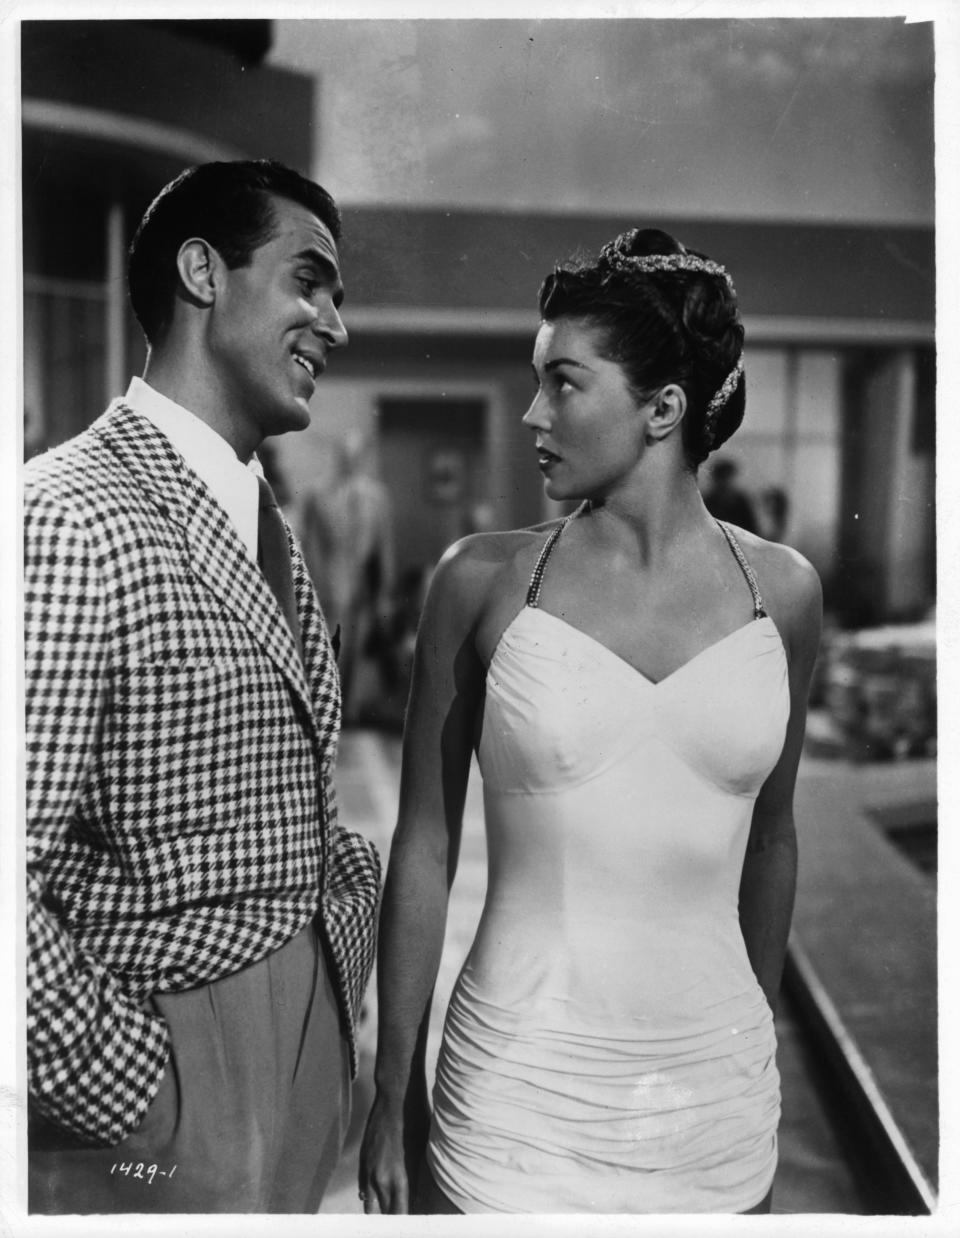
265;402;312;438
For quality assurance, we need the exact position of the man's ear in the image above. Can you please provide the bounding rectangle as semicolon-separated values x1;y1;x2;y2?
645;383;687;442
175;238;219;309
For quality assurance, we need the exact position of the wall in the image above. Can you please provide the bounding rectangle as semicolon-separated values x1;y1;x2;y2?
729;347;843;577
270;334;855;585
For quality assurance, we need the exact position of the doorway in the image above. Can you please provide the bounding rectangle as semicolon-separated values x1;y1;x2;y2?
378;396;488;581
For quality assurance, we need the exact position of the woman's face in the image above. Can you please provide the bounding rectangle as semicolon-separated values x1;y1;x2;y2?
523;316;650;502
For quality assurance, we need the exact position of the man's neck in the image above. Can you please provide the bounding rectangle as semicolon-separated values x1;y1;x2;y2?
141;352;257;463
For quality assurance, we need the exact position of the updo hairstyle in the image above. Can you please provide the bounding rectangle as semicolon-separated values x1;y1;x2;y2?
537;228;745;469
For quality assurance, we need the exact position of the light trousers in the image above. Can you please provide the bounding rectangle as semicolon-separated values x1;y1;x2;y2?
29;923;351;1213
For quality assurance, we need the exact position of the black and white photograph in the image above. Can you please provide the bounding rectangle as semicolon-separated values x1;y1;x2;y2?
2;2;955;1233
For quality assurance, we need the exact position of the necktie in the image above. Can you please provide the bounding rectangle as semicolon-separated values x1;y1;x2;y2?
257;475;302;658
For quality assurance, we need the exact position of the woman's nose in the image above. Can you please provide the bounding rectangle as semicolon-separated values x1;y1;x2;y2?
522;391;550;430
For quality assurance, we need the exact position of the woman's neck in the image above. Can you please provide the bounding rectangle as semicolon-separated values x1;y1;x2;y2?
579;468;712;567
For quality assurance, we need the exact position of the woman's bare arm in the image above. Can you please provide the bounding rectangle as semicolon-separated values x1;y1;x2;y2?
358;535;496;1214
738;546;823;1010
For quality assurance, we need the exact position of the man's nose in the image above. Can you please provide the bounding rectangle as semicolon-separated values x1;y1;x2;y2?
313;303;349;350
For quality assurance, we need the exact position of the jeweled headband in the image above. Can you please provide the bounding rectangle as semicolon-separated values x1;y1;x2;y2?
598;240;743;444
703;357;744;447
598;243;738;299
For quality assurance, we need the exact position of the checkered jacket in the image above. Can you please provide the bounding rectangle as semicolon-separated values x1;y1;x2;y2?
25;402;382;1146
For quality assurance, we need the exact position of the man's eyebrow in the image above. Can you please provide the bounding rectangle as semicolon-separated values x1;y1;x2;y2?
292;246;345;304
292;246;340;279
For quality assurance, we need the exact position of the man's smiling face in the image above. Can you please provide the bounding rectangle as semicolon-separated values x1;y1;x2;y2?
205;193;348;450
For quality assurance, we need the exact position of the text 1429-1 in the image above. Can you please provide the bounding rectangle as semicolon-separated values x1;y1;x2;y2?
110;1162;177;1184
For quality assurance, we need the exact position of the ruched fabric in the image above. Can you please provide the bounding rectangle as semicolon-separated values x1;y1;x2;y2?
428;604;790;1213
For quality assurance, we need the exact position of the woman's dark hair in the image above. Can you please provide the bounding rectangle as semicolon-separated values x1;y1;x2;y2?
538;227;745;469
128;159;342;346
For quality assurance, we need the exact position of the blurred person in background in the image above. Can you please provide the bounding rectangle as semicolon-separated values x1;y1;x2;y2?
24;159;381;1213
702;455;758;534
758;484;791;544
297;430;394;721
360;228;821;1215
373;564;435;730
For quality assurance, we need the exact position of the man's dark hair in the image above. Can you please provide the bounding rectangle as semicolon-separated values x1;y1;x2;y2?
128;159;342;346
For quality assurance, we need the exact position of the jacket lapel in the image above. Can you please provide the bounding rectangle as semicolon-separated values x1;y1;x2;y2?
94;402;318;726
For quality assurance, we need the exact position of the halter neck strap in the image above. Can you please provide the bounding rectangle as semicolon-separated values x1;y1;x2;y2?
714;520;767;619
526;510;580;607
525;509;767;619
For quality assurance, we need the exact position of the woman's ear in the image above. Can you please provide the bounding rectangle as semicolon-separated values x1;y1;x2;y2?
175;237;219;309
645;383;687;442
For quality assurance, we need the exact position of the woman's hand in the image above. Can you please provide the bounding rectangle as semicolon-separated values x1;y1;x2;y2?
358;1088;431;1214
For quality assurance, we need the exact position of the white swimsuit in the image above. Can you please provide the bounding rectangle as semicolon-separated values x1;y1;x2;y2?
427;519;791;1212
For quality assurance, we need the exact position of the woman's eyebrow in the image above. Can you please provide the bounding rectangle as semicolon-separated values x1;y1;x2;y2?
531;356;595;384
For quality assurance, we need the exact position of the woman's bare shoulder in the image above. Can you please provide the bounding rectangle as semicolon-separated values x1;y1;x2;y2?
425;523;564;621
744;533;819;605
733;528;822;652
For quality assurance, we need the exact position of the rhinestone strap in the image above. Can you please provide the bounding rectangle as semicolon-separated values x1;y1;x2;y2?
526;507;584;607
526;508;766;620
715;520;766;619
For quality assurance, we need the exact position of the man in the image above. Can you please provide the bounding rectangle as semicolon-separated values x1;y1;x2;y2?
25;160;381;1212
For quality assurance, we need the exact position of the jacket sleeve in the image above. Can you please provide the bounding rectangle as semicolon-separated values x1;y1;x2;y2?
25;486;170;1145
320;769;382;1058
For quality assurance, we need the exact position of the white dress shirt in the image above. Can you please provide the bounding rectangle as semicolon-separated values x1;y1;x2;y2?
123;376;261;559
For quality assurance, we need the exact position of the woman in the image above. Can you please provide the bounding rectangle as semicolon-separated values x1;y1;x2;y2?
359;228;822;1214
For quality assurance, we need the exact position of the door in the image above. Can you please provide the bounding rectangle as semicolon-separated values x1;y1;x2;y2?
378;396;488;581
